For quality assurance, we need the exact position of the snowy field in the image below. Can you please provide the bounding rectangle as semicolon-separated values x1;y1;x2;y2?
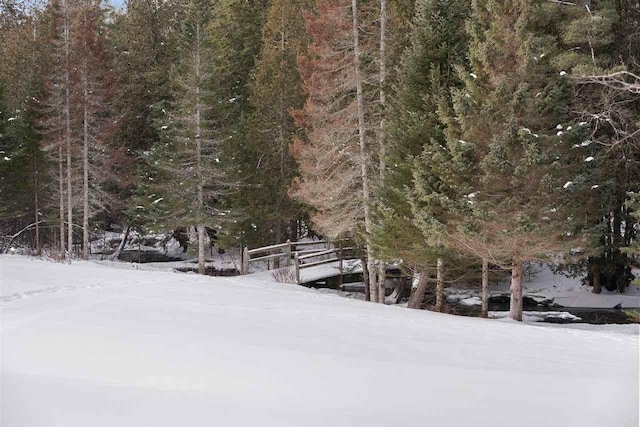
1;256;638;427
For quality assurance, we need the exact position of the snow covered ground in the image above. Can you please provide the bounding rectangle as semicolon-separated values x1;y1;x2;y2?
1;255;638;426
448;262;640;309
513;263;640;308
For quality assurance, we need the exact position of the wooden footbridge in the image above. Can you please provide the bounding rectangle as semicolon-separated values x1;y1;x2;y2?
241;240;360;285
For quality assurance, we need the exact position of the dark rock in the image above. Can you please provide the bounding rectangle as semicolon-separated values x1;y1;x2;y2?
175;266;238;276
119;251;182;263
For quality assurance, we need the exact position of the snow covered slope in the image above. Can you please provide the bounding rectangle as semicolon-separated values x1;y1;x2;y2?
1;256;638;427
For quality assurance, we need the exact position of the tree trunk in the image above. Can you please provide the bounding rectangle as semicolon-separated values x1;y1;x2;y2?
110;226;130;260
408;270;429;309
33;162;40;255
378;0;387;176
592;261;602;294
361;256;370;302
481;257;489;318
58;146;65;256
198;225;206;275
274;220;282;269
66;137;73;258
351;0;377;303
289;219;297;242
377;260;386;303
30;0;40;257
195;21;205;276
375;0;388;305
435;258;444;312
510;258;524;321
82;55;89;260
368;257;378;303
3;221;46;254
64;0;73;260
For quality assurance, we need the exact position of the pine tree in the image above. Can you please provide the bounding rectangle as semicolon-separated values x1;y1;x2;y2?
66;1;113;259
130;0;226;274
38;0;77;257
293;0;388;301
112;0;183;153
292;0;362;239
238;0;309;249
373;0;471;310
552;0;640;293
419;0;588;320
208;0;270;249
0;3;55;254
39;0;70;256
111;0;185;233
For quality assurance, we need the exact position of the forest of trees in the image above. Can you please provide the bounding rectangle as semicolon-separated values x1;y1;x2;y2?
0;0;638;320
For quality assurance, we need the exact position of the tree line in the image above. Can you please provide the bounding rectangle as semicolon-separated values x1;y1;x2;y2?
0;0;638;319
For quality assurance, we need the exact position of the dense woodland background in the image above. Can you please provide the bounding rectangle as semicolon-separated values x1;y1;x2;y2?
0;0;638;320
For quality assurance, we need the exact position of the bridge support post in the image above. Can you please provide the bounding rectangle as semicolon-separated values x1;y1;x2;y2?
286;239;291;266
338;249;343;286
294;252;300;285
242;246;249;275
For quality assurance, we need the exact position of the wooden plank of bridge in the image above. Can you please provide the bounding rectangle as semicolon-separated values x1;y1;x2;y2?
247;242;289;255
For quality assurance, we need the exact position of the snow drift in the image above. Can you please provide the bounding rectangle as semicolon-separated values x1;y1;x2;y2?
1;256;638;426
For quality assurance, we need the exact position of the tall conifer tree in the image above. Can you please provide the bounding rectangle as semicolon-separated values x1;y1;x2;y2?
373;0;470;309
131;0;226;274
554;0;640;293
414;0;587;320
239;0;308;248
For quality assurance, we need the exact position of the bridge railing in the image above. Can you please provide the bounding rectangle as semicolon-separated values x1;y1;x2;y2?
294;247;354;284
242;240;355;284
241;240;330;275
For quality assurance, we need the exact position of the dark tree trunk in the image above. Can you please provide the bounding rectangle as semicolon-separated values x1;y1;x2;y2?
361;256;370;302
274;220;282;269
591;259;602;294
289;219;298;242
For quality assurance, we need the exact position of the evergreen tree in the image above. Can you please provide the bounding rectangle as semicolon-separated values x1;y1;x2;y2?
112;0;183;153
0;4;48;254
293;0;388;300
553;0;640;293
40;0;78;257
209;0;270;249
238;0;309;249
129;0;226;274
110;0;185;229
416;0;588;320
72;0;117;259
373;0;471;310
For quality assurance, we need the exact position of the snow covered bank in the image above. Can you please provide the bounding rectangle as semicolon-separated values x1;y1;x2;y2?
512;263;640;309
448;263;640;309
1;256;638;426
489;310;582;322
